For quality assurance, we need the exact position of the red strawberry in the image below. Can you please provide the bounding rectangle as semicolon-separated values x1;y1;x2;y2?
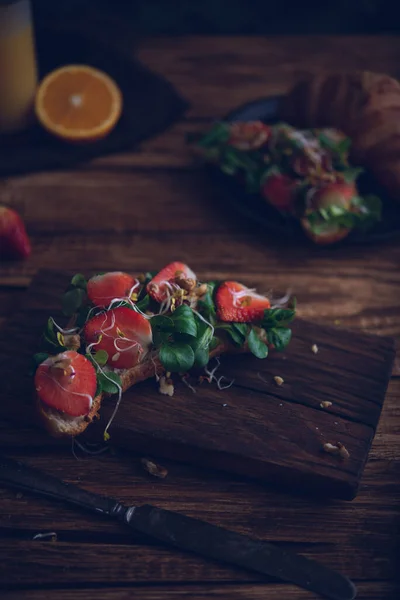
0;205;31;260
228;121;271;150
35;351;97;417
261;174;297;213
147;262;196;304
216;281;271;323
84;306;152;370
87;272;138;308
308;182;357;212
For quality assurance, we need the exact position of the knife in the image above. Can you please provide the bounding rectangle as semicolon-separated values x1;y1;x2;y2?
0;454;356;600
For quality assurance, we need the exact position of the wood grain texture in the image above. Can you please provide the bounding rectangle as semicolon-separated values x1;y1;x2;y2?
0;270;395;500
1;33;400;600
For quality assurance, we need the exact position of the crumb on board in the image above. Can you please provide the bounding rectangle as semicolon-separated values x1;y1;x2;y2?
322;442;350;459
274;376;284;386
159;375;174;397
141;458;168;479
311;344;319;354
222;403;228;407
320;401;333;409
33;532;57;542
334;319;341;326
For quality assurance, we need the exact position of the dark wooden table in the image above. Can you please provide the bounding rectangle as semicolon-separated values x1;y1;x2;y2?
1;36;399;600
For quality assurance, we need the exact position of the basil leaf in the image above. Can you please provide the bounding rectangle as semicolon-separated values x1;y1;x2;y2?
247;328;268;359
71;273;87;290
62;288;87;317
93;350;108;366
159;343;195;373
268;328;292;352
136;294;150;312
171;305;197;337
98;371;122;395
193;346;209;369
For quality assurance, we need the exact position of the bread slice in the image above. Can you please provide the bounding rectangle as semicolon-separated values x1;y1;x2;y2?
36;342;233;438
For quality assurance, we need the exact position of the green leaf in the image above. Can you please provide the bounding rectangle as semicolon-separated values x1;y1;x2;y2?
62;288;87;317
93;350;108;366
193;346;209;369
32;353;49;368
209;336;220;351
150;315;174;331
247;328;269;359
44;318;58;345
342;167;364;183
159;343;195;373
197;282;218;324
171;305;197;337
136;294;150;312
71;273;87;290
197;122;231;148
268;328;292;352
76;305;93;328
262;307;296;329
98;371;122;395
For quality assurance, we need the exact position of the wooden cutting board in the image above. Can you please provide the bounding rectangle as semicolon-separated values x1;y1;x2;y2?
0;270;395;500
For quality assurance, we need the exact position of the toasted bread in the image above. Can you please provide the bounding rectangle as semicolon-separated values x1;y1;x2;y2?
36;343;231;438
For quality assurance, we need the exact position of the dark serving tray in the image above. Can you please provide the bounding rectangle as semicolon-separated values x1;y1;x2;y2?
209;96;400;245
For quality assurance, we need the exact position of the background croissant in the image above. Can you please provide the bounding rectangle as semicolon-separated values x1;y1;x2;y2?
280;71;400;200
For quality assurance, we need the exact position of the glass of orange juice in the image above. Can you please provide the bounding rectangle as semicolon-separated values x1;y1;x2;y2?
0;0;38;134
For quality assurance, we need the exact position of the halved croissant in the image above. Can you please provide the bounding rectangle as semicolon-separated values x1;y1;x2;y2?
280;71;400;201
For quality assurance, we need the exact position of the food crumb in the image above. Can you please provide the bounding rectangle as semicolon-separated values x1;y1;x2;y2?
222;403;228;407
334;319;341;326
320;401;333;409
141;458;168;479
274;376;284;386
322;442;350;459
311;344;319;354
159;376;174;397
33;532;57;542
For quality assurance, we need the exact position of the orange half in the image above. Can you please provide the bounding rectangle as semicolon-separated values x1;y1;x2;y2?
35;65;123;142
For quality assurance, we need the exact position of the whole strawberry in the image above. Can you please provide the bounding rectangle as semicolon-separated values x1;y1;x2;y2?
0;206;31;260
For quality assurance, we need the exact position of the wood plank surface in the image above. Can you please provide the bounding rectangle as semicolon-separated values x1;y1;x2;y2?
1;34;400;600
0;270;395;500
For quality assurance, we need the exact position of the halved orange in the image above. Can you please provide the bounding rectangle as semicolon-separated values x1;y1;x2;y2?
35;65;123;142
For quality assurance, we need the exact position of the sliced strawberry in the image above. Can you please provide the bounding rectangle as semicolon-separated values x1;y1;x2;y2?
84;306;152;369
216;281;271;323
35;351;97;417
228;121;271;150
261;174;298;213
308;182;357;212
0;205;31;260
87;272;138;308
147;262;196;304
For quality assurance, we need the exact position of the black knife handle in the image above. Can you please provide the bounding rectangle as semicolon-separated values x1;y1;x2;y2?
126;505;356;600
0;454;116;516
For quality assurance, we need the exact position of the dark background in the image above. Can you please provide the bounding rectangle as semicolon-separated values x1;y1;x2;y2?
33;0;397;35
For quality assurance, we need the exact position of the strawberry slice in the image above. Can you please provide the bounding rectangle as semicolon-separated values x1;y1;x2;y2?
216;281;271;323
147;262;196;304
84;306;152;369
35;351;97;417
87;272;138;308
261;174;298;213
0;205;31;260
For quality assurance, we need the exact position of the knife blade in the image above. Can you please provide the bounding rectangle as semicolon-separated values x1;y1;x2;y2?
0;454;356;600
